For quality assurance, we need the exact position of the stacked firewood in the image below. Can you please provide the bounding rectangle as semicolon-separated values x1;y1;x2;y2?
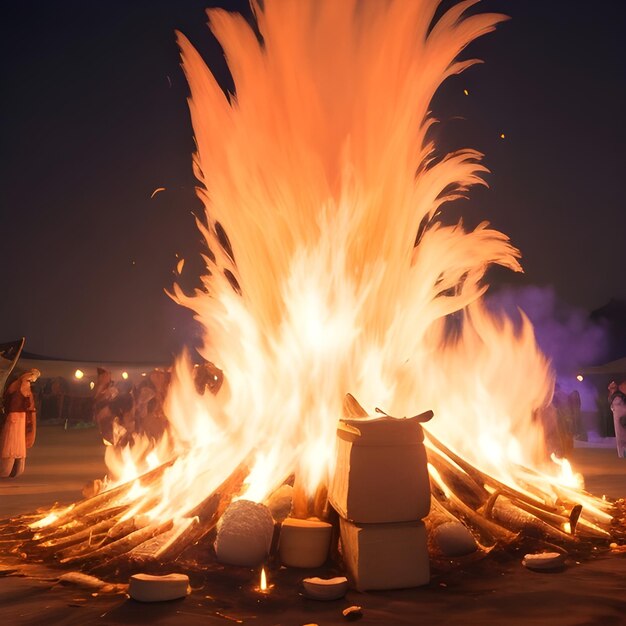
0;412;622;580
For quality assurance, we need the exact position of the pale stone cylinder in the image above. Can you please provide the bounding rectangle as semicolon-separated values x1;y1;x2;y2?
278;517;332;568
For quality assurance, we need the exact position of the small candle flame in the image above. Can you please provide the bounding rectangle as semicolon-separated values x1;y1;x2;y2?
260;567;267;592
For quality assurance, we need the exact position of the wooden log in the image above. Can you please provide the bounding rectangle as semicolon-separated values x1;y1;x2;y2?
514;464;614;525
290;475;309;520
489;496;578;545
59;520;174;567
156;462;249;562
430;477;517;546
34;518;119;553
481;489;571;532
426;431;613;541
29;505;128;547
427;496;496;553
424;428;563;516
289;474;329;520
38;458;176;531
89;461;250;574
426;445;490;509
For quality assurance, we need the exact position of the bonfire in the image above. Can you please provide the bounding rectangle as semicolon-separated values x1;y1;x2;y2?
1;0;624;585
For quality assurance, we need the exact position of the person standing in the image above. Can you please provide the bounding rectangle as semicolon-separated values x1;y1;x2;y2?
0;368;40;478
610;391;626;458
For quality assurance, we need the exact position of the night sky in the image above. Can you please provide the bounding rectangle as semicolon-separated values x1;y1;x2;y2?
1;1;624;362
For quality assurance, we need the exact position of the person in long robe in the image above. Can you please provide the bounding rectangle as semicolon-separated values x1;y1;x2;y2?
610;391;626;458
0;368;40;478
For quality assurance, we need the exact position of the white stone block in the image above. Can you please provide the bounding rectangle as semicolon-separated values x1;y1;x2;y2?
340;518;429;590
329;414;431;523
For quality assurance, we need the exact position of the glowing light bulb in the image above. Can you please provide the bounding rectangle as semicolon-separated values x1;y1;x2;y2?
74;369;84;380
122;372;129;380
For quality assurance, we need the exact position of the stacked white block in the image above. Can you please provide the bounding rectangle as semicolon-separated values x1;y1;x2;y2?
329;413;432;591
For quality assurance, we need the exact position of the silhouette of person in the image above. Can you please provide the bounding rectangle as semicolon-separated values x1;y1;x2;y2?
0;368;40;478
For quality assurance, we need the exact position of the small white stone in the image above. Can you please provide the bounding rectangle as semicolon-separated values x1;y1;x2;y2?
129;573;190;602
522;552;566;571
302;576;349;600
214;500;274;567
432;522;477;557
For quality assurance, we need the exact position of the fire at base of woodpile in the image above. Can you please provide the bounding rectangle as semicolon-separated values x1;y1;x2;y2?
1;397;625;597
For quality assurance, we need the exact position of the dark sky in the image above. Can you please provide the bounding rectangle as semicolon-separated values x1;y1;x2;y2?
1;1;624;362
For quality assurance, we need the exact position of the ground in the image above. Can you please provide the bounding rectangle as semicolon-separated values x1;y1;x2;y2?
1;426;625;626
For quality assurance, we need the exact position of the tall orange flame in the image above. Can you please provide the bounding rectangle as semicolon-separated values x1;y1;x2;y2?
110;1;559;520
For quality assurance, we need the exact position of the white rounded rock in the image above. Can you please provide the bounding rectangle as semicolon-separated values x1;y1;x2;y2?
129;573;190;602
432;521;477;557
214;499;275;567
522;552;566;571
302;576;349;600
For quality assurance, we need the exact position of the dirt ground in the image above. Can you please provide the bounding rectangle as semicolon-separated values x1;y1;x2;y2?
1;425;625;626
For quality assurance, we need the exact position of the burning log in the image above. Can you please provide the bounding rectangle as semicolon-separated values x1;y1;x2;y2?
426;445;490;510
0;456;251;579
24;458;177;538
291;476;329;520
423;426;617;551
423;427;615;540
429;474;518;547
488;496;577;546
0;449;621;579
425;429;563;515
36;518;120;555
60;520;175;567
1;421;621;582
89;460;249;575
